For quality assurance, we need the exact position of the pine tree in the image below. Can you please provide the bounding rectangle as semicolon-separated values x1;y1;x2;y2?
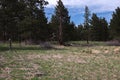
50;0;70;45
65;22;76;41
77;24;86;40
90;13;109;41
33;0;48;41
19;0;48;42
100;18;109;41
90;13;100;40
0;0;49;43
84;6;90;44
0;0;26;41
110;7;120;41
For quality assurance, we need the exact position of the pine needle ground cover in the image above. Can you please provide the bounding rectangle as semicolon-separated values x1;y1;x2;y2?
0;42;120;80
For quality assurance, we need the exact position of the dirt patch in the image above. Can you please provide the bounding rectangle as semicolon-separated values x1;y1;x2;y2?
52;54;86;64
114;47;120;53
27;54;41;60
52;54;63;59
92;49;101;54
27;54;63;61
104;50;109;54
26;54;86;64
66;55;87;64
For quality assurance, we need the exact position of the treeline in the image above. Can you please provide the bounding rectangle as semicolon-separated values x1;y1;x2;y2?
0;0;120;44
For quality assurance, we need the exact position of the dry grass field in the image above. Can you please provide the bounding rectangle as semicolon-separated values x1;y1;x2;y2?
0;41;120;80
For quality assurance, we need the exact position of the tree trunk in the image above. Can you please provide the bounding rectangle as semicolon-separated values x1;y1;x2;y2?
87;31;89;44
58;16;63;45
87;37;89;44
9;38;12;50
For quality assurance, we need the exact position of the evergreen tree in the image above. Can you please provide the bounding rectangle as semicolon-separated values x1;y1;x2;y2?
0;0;49;43
77;24;86;40
84;6;90;44
32;0;49;41
0;0;26;41
65;22;76;41
90;13;100;41
90;13;109;41
19;0;49;42
110;7;120;41
100;18;109;41
50;0;70;45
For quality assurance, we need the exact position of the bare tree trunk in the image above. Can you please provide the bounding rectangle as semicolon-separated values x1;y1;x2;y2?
58;16;63;45
87;37;89;44
9;38;12;50
3;26;6;43
87;30;89;44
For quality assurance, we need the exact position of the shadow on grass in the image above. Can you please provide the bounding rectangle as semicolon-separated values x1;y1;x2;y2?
1;41;120;52
66;41;120;47
106;41;120;46
65;42;101;47
0;45;66;52
0;46;9;52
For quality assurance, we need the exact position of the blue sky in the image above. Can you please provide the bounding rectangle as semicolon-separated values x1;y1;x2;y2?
45;0;120;25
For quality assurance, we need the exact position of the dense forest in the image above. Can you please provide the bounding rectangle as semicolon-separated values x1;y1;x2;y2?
0;0;120;44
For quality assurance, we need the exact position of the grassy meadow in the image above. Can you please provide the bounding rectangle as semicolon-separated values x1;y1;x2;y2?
0;41;120;80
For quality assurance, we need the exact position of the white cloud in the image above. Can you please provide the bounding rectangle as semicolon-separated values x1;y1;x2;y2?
46;0;120;12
